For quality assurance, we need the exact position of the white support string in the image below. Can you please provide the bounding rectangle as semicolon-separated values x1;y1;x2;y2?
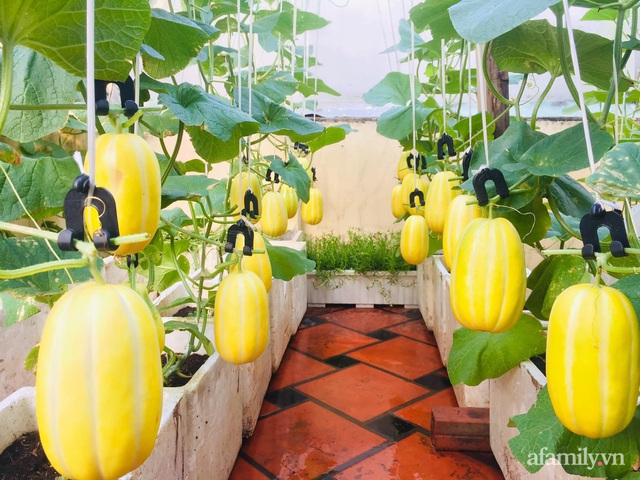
291;0;298;77
613;49;620;146
475;44;490;167
440;39;447;133
313;0;321;121
86;0;96;187
408;0;417;166
134;53;142;136
375;0;393;72
247;0;254;189
467;42;473;148
302;0;310;118
386;0;401;69
561;0;597;177
237;0;244;203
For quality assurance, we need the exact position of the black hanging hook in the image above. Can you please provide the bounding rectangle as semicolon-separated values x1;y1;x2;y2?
242;189;260;220
462;148;474;181
472;168;509;207
407;153;427;172
311;167;318;182
294;142;310;155
266;168;280;183
94;76;139;118
127;254;139;269
225;221;254;256
579;203;629;260
437;133;456;160
409;189;425;209
58;174;120;252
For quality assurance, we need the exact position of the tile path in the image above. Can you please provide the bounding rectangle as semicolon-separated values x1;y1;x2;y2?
229;305;504;480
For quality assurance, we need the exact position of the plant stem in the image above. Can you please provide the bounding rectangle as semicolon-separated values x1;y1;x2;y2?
531;75;557;131
546;191;582;240
0;43;14;135
513;73;529;121
161;218;225;247
482;43;512;106
600;7;627;125
161;122;185;185
0;258;89;279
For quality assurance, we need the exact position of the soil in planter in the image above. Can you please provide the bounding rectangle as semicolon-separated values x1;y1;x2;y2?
163;353;209;387
0;431;58;480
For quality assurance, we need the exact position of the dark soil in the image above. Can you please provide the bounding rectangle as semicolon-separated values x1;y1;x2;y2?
0;431;58;480
174;306;197;317
163;353;209;387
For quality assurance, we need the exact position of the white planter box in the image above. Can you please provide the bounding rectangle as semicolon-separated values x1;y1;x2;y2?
432;256;490;409
417;256;439;331
490;361;591;480
307;270;418;308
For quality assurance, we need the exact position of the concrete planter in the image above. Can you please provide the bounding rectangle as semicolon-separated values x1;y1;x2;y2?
307;270;418;308
417;256;439;330
430;256;490;409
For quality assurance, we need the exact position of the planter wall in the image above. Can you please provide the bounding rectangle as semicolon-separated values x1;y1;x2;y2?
307;270;418;308
417;256;438;330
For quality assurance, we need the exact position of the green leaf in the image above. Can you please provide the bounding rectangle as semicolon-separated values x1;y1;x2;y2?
161;175;219;209
161;208;193;229
448;315;547;386
253;71;299;104
525;256;588;320
265;243;315;281
139;110;180;138
294;74;341;97
548;175;594;219
0;156;80;222
495;197;551;245
409;0;460;39
586;143;640;201
0;0;151;80
4;48;80;143
164;320;214;355
158;82;259;141
24;344;39;372
518;123;613;177
449;0;561;43
383;19;425;54
306;124;355;152
0;237;96;298
492;20;561;75
150;238;191;293
186;125;246;164
377;104;433;141
235;87;324;141
612;275;640;319
266;155;311;203
363;72;412;107
0;293;41;327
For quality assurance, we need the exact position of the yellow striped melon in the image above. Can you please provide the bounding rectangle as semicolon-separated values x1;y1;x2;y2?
400;214;430;265
280;184;299;219
425;171;460;234
450;217;526;332
301;187;323;225
397;151;412;180
36;282;163;480
260;191;288;238
230;171;262;223
442;194;483;270
547;283;640;438
400;173;429;214
214;270;270;364
231;231;272;292
391;184;405;218
84;133;161;256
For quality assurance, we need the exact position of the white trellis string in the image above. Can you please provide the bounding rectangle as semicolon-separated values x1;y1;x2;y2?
301;0;310;118
134;53;142;136
375;0;393;72
86;0;96;188
408;0;417;167
291;0;298;77
467;41;473;149
561;0;598;177
313;0;321;121
475;44;491;167
247;0;255;190
237;0;244;205
440;39;447;134
386;0;401;69
613;49;620;145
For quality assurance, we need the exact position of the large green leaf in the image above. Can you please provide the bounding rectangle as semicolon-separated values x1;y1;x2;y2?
0;0;151;81
253;71;299;104
612;275;640;318
158;82;259;141
496;197;551;245
161;175;219;209
526;256;588;320
586;143;640;201
376;104;433;141
548;175;594;219
306;124;355;153
363;72;412;107
518;123;613;177
0;156;80;222
186;125;245;164
265;243;315;281
510;387;640;477
142;9;217;79
0;293;41;327
0;237;96;298
235;87;324;141
492;20;561;75
383;19;425;54
266;155;311;203
448;315;547;386
409;0;460;39
449;0;561;43
4;48;80;143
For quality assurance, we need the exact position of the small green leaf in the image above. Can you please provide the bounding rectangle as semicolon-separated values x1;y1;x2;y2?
161;175;219;208
266;155;311;203
525;256;588;320
253;71;299;104
139;110;180;139
306;124;355;153
495;197;551;246
448;314;546;386
409;0;460;39
161;208;193;229
164;320;214;355
548;175;594;219
265;243;315;281
363;72;413;107
377;104;433;141
586;143;640;201
24;345;39;373
0;293;41;327
612;275;640;318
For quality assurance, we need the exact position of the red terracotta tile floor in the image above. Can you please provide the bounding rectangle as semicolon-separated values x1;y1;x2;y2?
230;305;504;480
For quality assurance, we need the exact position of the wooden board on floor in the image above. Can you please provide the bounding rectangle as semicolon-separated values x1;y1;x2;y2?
430;407;491;452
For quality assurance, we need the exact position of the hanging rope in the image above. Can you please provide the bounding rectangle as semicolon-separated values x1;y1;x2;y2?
561;0;598;178
291;0;298;77
408;0;417;169
475;44;491;167
440;39;447;134
246;0;255;191
467;41;473;147
313;0;321;121
134;53;142;136
375;0;393;72
86;0;96;188
386;0;401;69
613;49;620;146
237;0;244;206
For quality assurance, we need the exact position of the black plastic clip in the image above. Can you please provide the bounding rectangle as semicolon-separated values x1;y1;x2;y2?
225;221;254;256
462;148;474;181
127;254;139;269
472;168;509;207
95;76;139;118
311;167;317;182
294;142;310;155
579;203;629;260
409;189;425;209
242;190;260;219
58;174;120;252
266;168;280;183
437;133;456;160
407;153;427;172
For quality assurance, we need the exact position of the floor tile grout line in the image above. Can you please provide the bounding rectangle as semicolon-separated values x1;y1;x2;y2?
237;450;279;479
